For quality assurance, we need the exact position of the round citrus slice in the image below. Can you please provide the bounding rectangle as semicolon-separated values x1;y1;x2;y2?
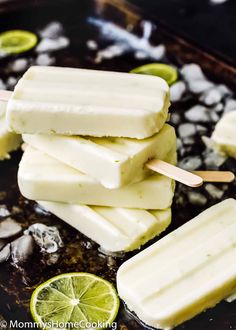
130;63;178;86
0;30;37;54
30;272;120;330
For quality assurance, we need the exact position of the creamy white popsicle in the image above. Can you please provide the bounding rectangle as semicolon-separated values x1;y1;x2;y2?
212;111;236;158
117;199;236;330
23;124;176;189
18;147;176;209
0;101;21;160
6;66;170;139
39;201;171;253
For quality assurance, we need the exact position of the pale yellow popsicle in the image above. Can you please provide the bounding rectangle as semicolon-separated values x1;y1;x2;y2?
23;124;176;189
18;147;176;209
6;66;170;139
39;201;171;253
212;111;236;158
117;199;236;329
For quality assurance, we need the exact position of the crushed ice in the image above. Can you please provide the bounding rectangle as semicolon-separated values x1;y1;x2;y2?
36;21;70;53
11;58;29;73
11;235;34;264
178;123;196;138
36;37;69;53
178;156;202;171
188;192;207;206
0;244;10;263
88;18;165;63
0;218;22;239
86;39;98;50
0;205;10;218
170;81;186;102
205;184;224;199
39;21;64;39
25;223;63;253
224;98;236;113
36;53;55;66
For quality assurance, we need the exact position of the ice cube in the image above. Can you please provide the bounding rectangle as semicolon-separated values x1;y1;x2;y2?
11;235;34;264
86;39;98;50
224;99;236;113
196;125;207;134
188;192;207;206
0;244;10;263
25;223;63;253
36;53;55;66
170;113;181;125
170;81;186;102
0;205;10;218
0;218;22;239
181;63;206;81
178;156;202;170
39;21;64;39
178;123;196;138
36;36;70;53
185;105;211;123
203;149;226;169
188;80;214;94
11;58;29;73
200;87;222;106
205;184;224;199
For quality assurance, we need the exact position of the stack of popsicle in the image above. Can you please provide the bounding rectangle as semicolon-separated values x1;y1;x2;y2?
6;66;178;253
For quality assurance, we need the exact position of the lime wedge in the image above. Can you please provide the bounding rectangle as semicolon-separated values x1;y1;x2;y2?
131;63;178;86
30;273;120;330
0;30;37;54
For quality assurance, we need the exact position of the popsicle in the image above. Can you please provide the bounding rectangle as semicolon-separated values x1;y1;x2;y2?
212;111;236;158
39;201;171;253
23;124;176;189
6;66;170;139
117;199;236;330
18;146;176;209
0;101;21;160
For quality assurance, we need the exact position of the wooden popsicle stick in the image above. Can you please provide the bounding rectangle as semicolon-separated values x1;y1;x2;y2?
0;90;12;102
192;171;235;183
146;159;203;188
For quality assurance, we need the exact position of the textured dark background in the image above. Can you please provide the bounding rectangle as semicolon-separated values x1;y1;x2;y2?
130;0;236;64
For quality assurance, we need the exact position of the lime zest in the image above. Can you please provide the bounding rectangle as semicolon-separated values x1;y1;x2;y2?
130;63;178;86
0;30;37;54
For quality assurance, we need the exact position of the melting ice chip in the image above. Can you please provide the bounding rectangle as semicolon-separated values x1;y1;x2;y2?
39;21;64;39
88;17;165;61
11;235;34;264
0;218;22;239
181;63;206;82
170;81;186;102
24;223;63;253
36;53;55;66
36;37;70;53
224;99;236;113
11;58;29;73
0;243;10;263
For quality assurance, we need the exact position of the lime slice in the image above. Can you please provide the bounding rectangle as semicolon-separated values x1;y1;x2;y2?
0;30;37;54
30;272;120;330
130;63;178;86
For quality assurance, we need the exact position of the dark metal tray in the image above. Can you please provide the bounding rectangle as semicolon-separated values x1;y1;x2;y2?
0;0;236;329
